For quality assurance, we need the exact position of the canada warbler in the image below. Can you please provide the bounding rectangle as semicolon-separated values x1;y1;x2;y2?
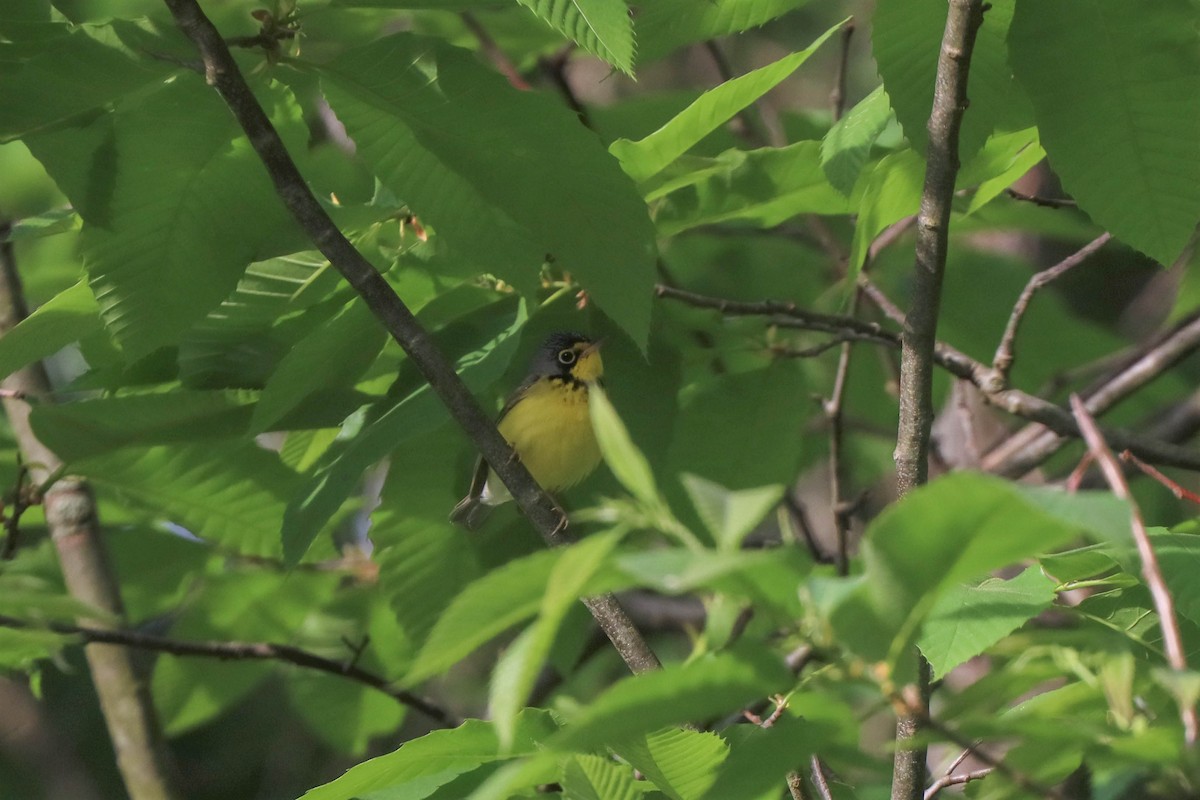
450;332;603;529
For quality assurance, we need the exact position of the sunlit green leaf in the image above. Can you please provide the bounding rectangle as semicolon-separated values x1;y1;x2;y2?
610;21;846;183
0;279;100;380
515;0;634;74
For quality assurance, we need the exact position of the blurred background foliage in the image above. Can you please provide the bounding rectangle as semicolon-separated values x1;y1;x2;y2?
4;0;1200;797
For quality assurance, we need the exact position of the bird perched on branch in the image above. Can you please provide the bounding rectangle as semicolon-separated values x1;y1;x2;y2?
450;332;604;529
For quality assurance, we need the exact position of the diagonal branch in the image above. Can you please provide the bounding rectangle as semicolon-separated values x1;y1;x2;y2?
160;0;659;676
1069;396;1198;746
0;613;457;727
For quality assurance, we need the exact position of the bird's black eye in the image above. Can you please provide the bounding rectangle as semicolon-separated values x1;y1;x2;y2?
557;348;577;365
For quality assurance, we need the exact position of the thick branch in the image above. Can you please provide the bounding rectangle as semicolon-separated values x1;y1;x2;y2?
0;613;456;726
161;0;659;675
0;230;181;800
1069;396;1198;746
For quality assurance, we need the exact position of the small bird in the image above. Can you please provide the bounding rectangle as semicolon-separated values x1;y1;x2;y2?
450;332;604;529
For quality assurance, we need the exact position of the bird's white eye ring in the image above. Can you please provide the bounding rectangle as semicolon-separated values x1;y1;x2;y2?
558;348;577;365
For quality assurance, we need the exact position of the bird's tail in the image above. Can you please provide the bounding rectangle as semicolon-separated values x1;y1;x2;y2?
449;494;493;530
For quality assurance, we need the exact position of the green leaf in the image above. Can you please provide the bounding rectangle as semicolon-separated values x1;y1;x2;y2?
965;128;1045;214
554;647;792;750
561;754;644;800
609;20;846;183
820;85;894;195
667;365;807;491
250;298;385;433
515;0;634;74
376;517;481;651
179;252;336;389
612;728;729;800
282;297;527;563
298;711;559;800
286;672;406;757
917;566;1057;678
29;390;258;461
846;148;924;276
636;0;815;63
0;280;100;380
697;713;821;800
490;531;623;747
42;77;306;357
589;384;661;507
680;475;783;552
1148;533;1200;629
652;142;853;236
406;548;558;683
0;24;172;139
1010;0;1200;265
317;34;656;348
830;474;1099;667
153;570;340;733
873;0;1021;159
73;442;298;557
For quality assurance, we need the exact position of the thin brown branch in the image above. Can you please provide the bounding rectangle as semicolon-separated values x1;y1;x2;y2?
538;45;591;128
924;768;992;800
991;233;1112;381
657;283;1200;473
1005;188;1077;208
1121;449;1200;505
162;0;660;676
983;311;1200;476
1069;396;1199;746
461;12;531;91
830;21;855;122
911;707;1061;800
811;755;835;800
0;223;181;800
788;771;811;800
0;613;457;726
1;457;28;561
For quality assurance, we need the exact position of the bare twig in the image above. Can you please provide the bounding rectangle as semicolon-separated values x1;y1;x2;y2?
461;12;531;90
924;768;992;800
538;45;591;128
161;0;659;675
0;613;457;726
983;312;1200;476
991;233;1112;381
1005;188;1076;208
657;283;1200;473
0;223;181;800
830;21;855;122
1;456;28;561
788;771;811;800
811;755;835;800
1069;395;1199;746
1121;449;1200;505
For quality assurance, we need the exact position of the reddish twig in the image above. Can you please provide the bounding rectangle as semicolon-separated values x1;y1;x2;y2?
1121;449;1200;505
1069;395;1198;746
460;12;531;91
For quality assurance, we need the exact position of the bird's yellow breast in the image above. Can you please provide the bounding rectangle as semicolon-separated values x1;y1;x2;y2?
497;377;601;491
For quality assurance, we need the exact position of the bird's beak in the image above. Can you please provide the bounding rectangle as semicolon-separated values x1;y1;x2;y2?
581;339;604;357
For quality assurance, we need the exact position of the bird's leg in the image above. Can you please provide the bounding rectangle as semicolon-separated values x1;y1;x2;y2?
548;494;570;537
